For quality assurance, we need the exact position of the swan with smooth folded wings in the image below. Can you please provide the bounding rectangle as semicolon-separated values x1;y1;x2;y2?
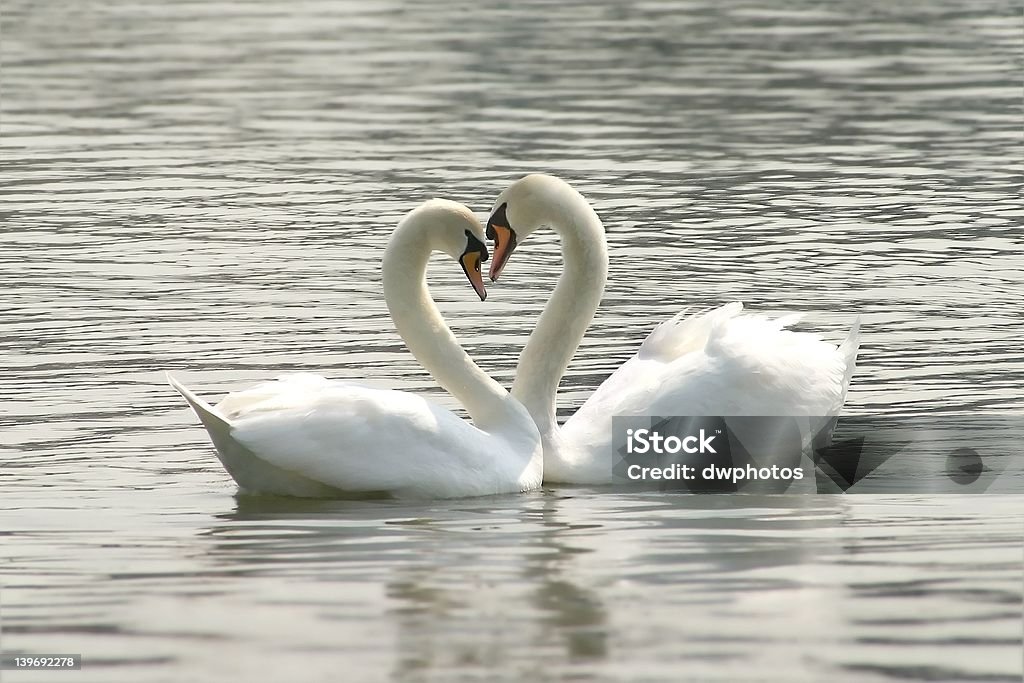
169;199;542;498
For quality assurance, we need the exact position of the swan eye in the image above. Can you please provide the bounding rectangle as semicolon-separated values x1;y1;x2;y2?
463;229;489;262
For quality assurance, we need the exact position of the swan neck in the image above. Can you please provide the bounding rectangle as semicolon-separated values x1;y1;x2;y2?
511;183;608;432
382;226;509;428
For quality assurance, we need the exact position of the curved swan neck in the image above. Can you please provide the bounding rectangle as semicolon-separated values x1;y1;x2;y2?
510;179;609;432
382;221;509;429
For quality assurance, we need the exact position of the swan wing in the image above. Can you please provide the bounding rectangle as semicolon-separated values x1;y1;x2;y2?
174;374;535;498
571;305;856;421
636;301;746;362
214;373;354;419
233;384;526;498
556;308;858;482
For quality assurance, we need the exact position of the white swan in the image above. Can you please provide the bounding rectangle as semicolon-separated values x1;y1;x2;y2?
484;174;860;484
168;199;542;499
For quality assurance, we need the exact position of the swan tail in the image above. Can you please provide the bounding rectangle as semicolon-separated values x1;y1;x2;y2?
167;373;233;437
837;317;861;404
167;373;346;497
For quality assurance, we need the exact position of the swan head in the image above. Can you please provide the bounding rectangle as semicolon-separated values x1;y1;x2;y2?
485;174;568;282
408;199;490;301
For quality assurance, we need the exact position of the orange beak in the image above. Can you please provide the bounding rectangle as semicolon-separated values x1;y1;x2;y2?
486;203;518;282
486;223;517;282
460;251;487;301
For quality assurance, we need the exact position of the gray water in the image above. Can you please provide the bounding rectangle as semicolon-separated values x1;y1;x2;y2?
2;1;1023;681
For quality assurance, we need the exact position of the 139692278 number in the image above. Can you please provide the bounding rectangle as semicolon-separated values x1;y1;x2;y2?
3;654;82;670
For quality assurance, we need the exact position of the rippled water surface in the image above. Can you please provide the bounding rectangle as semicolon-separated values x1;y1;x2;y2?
2;1;1022;681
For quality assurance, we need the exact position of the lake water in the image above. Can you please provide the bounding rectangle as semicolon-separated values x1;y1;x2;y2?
2;1;1022;681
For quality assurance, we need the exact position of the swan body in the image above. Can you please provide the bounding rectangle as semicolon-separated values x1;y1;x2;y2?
485;174;860;484
170;200;542;498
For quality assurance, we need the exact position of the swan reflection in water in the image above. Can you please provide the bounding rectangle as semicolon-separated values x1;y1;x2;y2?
196;490;844;680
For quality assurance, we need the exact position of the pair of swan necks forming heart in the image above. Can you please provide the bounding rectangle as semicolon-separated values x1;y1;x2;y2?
169;175;860;496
